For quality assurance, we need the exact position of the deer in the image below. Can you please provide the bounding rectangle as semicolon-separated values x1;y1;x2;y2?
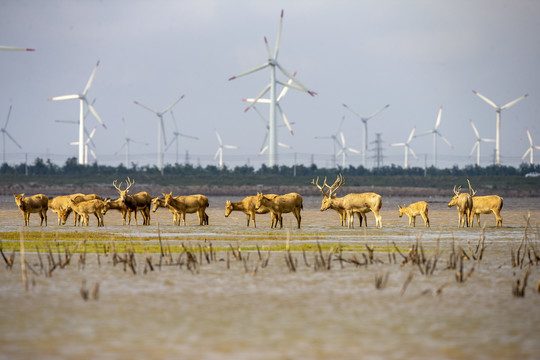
48;193;84;225
312;176;366;227
254;192;303;229
152;197;182;225
224;195;278;228
316;175;383;229
13;193;48;226
102;198;133;225
112;178;152;225
163;193;209;226
68;199;105;226
61;193;102;225
448;183;473;228
467;180;504;227
398;201;430;227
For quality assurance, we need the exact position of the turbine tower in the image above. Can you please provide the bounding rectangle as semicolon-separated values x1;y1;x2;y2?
473;90;528;165
390;127;417;169
252;106;292;155
49;61;106;165
1;106;22;163
469;120;494;166
416;106;453;168
522;129;540;165
214;130;238;171
229;9;316;167
337;131;361;169
69;127;97;165
315;116;345;169
342;103;389;168
134;95;184;171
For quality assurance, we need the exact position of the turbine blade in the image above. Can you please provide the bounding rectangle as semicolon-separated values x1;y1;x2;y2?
5;131;22;149
114;142;127;155
4;105;12;128
273;9;284;59
259;145;268;155
481;138;495;143
439;133;453;148
244;84;271;112
215;130;223;145
501;94;528;110
390;142;405;147
416;130;433;137
162;95;185;114
278;142;292;149
90;149;97;161
472;90;498;109
342;104;363;118
170;111;179;132
224;145;239;149
0;45;35;51
526;129;533;145
365;104;390;121
348;147;361;154
87;102;106;128
409;147;418;160
243;98;271;104
134;101;159;114
407;127;416;143
214;148;221;160
470;120;480;139
434;106;443;129
522;148;531;161
275;63;316;96
276;104;293;135
339;131;346;147
49;94;80;101
83;61;100;96
179;133;199;140
470;142;479;157
253;106;268;124
228;62;269;81
264;37;272;59
165;136;178;151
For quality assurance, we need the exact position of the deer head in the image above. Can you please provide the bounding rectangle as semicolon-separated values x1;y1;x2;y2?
113;177;134;201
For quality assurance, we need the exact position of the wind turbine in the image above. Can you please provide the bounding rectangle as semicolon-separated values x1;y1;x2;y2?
416;106;453;168
250;106;293;156
55;98;97;148
1;106;22;163
521;129;540;165
229;9;316;167
469;120;494;166
134;95;184;171
314;116;345;168
115;118;149;166
70;127;97;165
473;90;528;165
165;110;198;164
214;130;238;171
337;130;361;169
0;46;35;51
390;127;418;169
342;103;389;168
243;73;297;136
49;61;106;165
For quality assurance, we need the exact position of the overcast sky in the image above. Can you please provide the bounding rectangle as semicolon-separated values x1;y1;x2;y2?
1;0;539;170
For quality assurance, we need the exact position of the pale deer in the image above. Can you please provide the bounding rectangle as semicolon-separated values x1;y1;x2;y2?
113;178;152;225
48;193;83;225
102;198;132;225
312;177;366;227
69;199;105;226
61;194;102;226
398;201;430;227
254;192;303;229
317;175;383;229
448;184;473;227
467;180;503;227
13;193;48;226
151;197;182;225
163;193;209;226
224;195;278;228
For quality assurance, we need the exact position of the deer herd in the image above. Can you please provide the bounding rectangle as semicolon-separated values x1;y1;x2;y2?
12;176;504;229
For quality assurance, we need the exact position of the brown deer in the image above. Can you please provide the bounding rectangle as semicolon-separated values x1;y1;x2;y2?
69;199;105;226
48;193;84;225
317;175;383;229
13;193;48;226
448;184;473;227
312;176;366;227
102;198;133;225
225;195;278;228
152;197;184;225
398;201;430;227
61;193;102;225
163;193;209;226
254;192;303;229
467;180;503;227
113;178;152;225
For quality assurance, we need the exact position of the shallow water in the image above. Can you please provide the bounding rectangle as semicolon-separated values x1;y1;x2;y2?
1;195;539;359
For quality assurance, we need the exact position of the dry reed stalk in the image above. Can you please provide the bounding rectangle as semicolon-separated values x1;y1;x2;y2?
302;249;311;267
399;271;413;296
0;242;11;268
392;241;408;265
93;240;101;267
36;246;43;274
91;282;100;301
284;250;297;272
261;247;271;268
80;279;89;301
20;230;28;292
228;244;238;260
512;267;531;297
374;272;389;290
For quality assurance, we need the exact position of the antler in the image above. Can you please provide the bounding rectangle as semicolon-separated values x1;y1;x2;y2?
125;177;135;192
112;179;123;192
327;174;344;198
311;176;329;197
467;179;477;197
453;185;461;196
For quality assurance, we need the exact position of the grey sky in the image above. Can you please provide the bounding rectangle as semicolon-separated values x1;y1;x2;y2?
1;0;539;169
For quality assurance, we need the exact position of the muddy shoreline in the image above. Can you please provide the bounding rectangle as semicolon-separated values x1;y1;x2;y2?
1;183;537;198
